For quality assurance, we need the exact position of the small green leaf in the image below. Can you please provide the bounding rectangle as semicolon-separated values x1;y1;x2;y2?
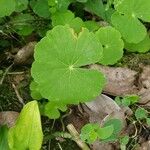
146;118;150;126
52;10;84;33
52;10;74;26
31;25;105;103
15;0;28;12
103;119;123;142
32;0;50;18
84;0;106;20
0;0;16;17
84;21;100;32
115;96;122;106
80;123;99;144
0;126;9;150
11;13;34;36
48;0;71;13
135;108;148;120
44;101;67;119
120;135;129;145
97;125;114;140
122;95;139;106
125;34;150;53
96;26;124;65
8;101;43;150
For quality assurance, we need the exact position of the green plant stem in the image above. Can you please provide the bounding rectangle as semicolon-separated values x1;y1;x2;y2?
67;124;90;150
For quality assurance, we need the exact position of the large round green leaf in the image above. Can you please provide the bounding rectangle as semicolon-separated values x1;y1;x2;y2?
112;0;150;43
0;0;16;17
96;26;124;65
115;0;150;22
31;25;105;103
111;12;146;43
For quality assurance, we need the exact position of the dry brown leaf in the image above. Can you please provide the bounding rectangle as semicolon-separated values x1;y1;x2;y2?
82;94;126;126
14;41;37;65
0;111;19;127
90;64;138;96
137;141;150;150
138;66;150;106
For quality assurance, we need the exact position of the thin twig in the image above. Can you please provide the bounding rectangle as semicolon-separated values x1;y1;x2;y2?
8;71;24;75
67;124;90;150
0;64;13;85
58;143;63;150
12;83;25;105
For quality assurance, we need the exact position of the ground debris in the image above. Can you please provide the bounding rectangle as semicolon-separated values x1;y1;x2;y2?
90;64;138;96
0;111;19;127
14;41;37;65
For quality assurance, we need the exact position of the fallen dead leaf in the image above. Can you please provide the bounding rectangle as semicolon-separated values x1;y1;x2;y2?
0;111;19;127
90;64;138;96
14;41;37;65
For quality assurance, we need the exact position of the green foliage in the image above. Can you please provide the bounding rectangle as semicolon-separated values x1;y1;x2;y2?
0;126;9;150
8;101;43;150
0;0;16;18
102;119;123;142
51;10;84;32
30;81;42;100
80;119;123;144
96;26;124;65
30;0;50;18
48;0;72;14
120;135;129;146
11;13;34;36
31;25;105;104
135;108;148;120
112;0;150;43
115;95;139;107
125;34;150;53
15;0;28;12
44;101;67;119
84;21;100;32
146;118;150;126
97;125;114;140
80;123;114;143
84;0;106;20
80;123;99;143
119;135;129;150
76;0;87;3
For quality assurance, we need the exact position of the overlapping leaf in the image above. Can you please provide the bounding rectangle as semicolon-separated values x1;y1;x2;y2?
96;26;124;65
31;25;105;103
44;101;67;119
125;34;150;53
0;126;9;150
0;0;16;17
31;0;50;18
112;0;150;43
12;14;34;36
52;10;84;33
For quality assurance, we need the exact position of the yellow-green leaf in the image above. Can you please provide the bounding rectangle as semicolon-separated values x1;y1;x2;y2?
8;101;43;150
